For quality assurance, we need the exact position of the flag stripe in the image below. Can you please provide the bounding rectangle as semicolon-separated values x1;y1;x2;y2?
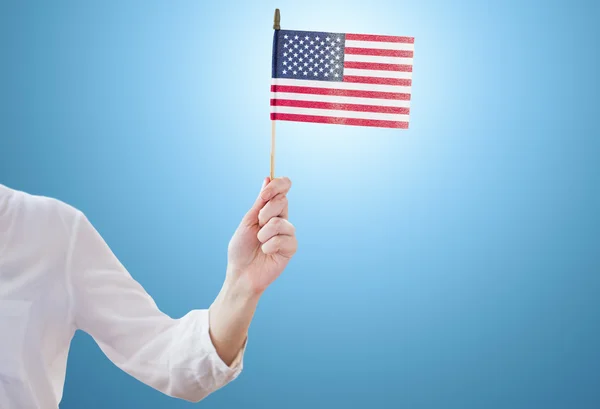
344;54;413;65
344;61;412;72
345;33;414;44
344;76;412;86
270;93;411;107
270;106;409;122
271;113;409;129
345;47;413;58
343;68;412;79
271;78;410;93
271;99;410;114
271;85;411;100
345;40;414;51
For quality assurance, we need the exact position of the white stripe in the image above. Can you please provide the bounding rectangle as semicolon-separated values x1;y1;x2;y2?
271;93;411;107
344;54;413;65
271;78;411;94
343;68;412;79
270;106;409;122
345;40;414;51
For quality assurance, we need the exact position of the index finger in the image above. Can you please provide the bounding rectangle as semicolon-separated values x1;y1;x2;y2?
260;177;292;201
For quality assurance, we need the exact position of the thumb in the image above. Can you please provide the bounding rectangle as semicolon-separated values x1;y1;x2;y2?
242;177;271;225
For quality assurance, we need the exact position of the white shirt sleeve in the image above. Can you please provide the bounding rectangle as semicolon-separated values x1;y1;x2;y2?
66;211;244;402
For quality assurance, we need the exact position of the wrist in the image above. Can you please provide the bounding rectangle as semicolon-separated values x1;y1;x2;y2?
225;266;265;300
219;269;262;308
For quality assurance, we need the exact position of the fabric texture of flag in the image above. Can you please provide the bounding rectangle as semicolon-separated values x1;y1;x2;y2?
271;29;414;129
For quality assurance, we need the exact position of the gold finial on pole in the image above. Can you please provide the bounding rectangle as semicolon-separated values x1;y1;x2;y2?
273;8;281;30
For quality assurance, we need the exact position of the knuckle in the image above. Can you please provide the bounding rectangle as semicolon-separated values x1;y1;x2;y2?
274;235;283;249
272;217;284;229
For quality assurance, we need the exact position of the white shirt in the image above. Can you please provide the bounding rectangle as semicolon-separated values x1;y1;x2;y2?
0;184;244;408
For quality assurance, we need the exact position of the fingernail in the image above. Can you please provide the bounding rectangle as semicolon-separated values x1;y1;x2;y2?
261;177;268;190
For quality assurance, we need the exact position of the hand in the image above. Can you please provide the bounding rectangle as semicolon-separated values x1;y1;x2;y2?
227;177;297;296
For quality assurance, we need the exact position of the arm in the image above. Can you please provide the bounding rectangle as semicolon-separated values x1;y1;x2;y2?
209;177;296;365
67;177;296;402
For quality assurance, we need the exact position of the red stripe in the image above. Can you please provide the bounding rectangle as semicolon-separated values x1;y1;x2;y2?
344;61;412;72
345;48;413;58
344;76;412;86
271;113;409;129
346;34;414;44
271;85;411;101
271;99;410;115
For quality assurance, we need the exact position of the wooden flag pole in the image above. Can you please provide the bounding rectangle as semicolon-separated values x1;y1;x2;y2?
271;8;280;180
270;120;276;180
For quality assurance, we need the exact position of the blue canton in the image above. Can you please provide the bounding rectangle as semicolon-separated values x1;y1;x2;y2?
273;30;346;82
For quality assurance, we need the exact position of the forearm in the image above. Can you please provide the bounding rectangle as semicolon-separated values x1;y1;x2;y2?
208;270;261;366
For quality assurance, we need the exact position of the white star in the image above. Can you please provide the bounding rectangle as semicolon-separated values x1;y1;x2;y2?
309;58;314;63
321;41;325;45
294;53;298;57
315;45;320;50
335;64;340;69
300;40;304;44
330;68;334;72
293;70;297;75
305;36;309;40
325;46;330;50
314;71;318;76
325;63;329;68
288;57;292;61
283;61;287;65
309;49;314;54
334;73;339;77
330;59;335;64
320;50;324;54
320;59;324;63
293;62;298;66
309;67;313;71
305;45;309;49
304;62;308;66
284;34;288;39
336;37;341;42
319;67;324;72
310;40;314;45
303;71;308;75
336;46;341;51
294;35;299;40
284;44;288;48
324;72;329;77
304;53;309;58
283;70;287;74
336;55;340;60
299;57;303;62
316;36;320;41
283;52;288;56
326;37;330;42
294;44;298;48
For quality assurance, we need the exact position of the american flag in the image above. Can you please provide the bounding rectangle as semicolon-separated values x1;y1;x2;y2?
271;29;414;129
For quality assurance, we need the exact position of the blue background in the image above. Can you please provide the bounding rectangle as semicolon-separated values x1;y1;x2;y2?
1;0;599;408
